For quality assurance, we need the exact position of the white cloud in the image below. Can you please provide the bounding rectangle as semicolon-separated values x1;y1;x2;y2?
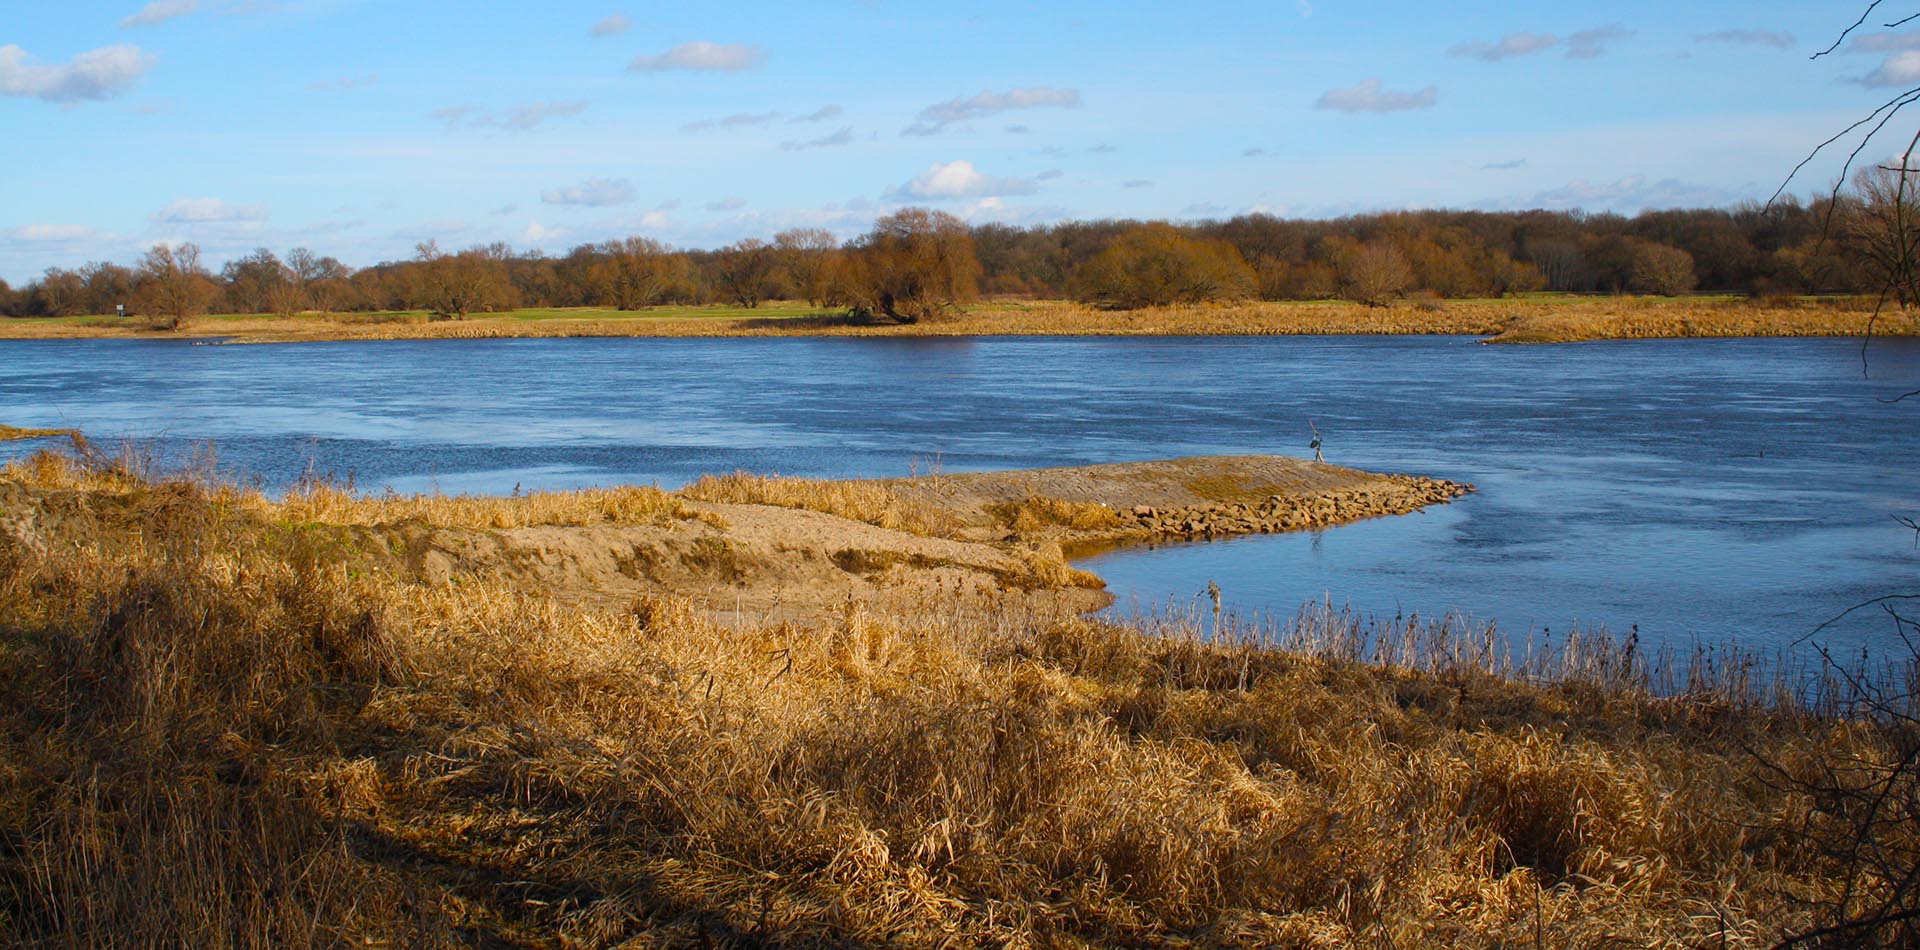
430;104;482;129
1500;175;1747;213
500;99;588;131
639;210;672;229
590;13;631;38
1695;29;1794;50
121;0;198;28
780;126;854;151
885;160;1038;201
154;197;266;223
1566;25;1632;60
682;110;780;132
5;224;104;242
903;86;1082;135
489;204;519;216
1314;79;1437;113
432;101;588;131
1861;50;1920;87
0;44;156;103
1449;32;1557;62
523;220;564;243
627;41;764;73
541;178;637;207
790;104;842;123
705;197;747;212
1035;168;1063;180
1850;32;1920;53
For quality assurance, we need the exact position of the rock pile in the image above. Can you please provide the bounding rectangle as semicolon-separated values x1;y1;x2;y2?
1117;476;1471;540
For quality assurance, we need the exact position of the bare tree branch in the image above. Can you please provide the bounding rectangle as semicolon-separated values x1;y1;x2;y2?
1814;0;1890;59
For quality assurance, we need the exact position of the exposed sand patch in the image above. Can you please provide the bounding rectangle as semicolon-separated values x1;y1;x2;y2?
387;456;1468;623
0;454;1468;626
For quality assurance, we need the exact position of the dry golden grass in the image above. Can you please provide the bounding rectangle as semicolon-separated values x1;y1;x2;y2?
682;470;963;538
989;493;1124;533
3;295;1907;344
0;424;75;442
2;461;1916;945
2;449;705;531
274;480;701;530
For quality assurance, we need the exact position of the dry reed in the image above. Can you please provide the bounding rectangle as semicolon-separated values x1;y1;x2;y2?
682;470;962;538
0;460;1913;946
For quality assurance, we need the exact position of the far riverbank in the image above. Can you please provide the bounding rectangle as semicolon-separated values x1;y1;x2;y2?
0;294;1905;344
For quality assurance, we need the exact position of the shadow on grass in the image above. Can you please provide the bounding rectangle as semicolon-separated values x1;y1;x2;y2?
732;311;903;332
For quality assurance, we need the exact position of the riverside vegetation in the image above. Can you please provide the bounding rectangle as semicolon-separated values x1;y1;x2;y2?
2;443;1917;946
0;294;1905;345
6;186;1920;335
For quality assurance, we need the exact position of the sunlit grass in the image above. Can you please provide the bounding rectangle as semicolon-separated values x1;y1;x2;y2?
1;453;1907;945
0;294;1901;343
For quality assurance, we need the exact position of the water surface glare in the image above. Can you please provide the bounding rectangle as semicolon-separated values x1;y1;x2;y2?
2;334;1915;658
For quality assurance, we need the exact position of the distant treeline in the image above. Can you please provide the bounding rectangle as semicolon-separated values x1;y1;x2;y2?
0;197;1890;323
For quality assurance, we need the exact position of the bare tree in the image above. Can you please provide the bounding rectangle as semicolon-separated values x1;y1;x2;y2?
77;261;136;315
712;239;780;308
408;242;514;320
1627;241;1698;296
29;267;86;317
132;243;218;331
1331;239;1414;308
1070;222;1257;309
222;248;304;315
849;208;981;323
773;228;840;306
587;237;690;310
288;247;353;312
1761;9;1920;947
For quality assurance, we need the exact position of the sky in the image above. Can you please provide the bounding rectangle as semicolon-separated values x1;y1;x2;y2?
0;1;1912;283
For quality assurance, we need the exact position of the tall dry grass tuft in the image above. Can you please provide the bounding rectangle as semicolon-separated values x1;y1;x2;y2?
275;478;698;529
682;470;961;537
988;493;1122;533
2;461;1915;945
0;479;423;946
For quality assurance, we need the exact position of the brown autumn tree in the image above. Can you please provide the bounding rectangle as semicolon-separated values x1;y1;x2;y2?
588;237;692;310
1841;165;1920;308
288;247;355;312
1626;241;1698;297
850;208;981;323
773;227;841;306
132;243;219;330
29;267;86;317
408;242;516;319
1070;222;1257;309
78;261;137;315
222;248;304;315
1330;238;1414;307
712;238;780;308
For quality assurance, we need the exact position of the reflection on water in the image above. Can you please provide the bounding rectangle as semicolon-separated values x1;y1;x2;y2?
2;333;1915;657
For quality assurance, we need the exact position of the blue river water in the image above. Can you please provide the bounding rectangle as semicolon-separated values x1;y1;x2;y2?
1;334;1914;659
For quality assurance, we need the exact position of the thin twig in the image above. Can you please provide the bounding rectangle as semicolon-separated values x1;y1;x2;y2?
1814;0;1888;59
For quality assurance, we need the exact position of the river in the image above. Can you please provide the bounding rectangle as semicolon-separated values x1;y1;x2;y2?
2;334;1914;658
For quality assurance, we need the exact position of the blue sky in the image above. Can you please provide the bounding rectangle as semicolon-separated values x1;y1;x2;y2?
0;1;1908;282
